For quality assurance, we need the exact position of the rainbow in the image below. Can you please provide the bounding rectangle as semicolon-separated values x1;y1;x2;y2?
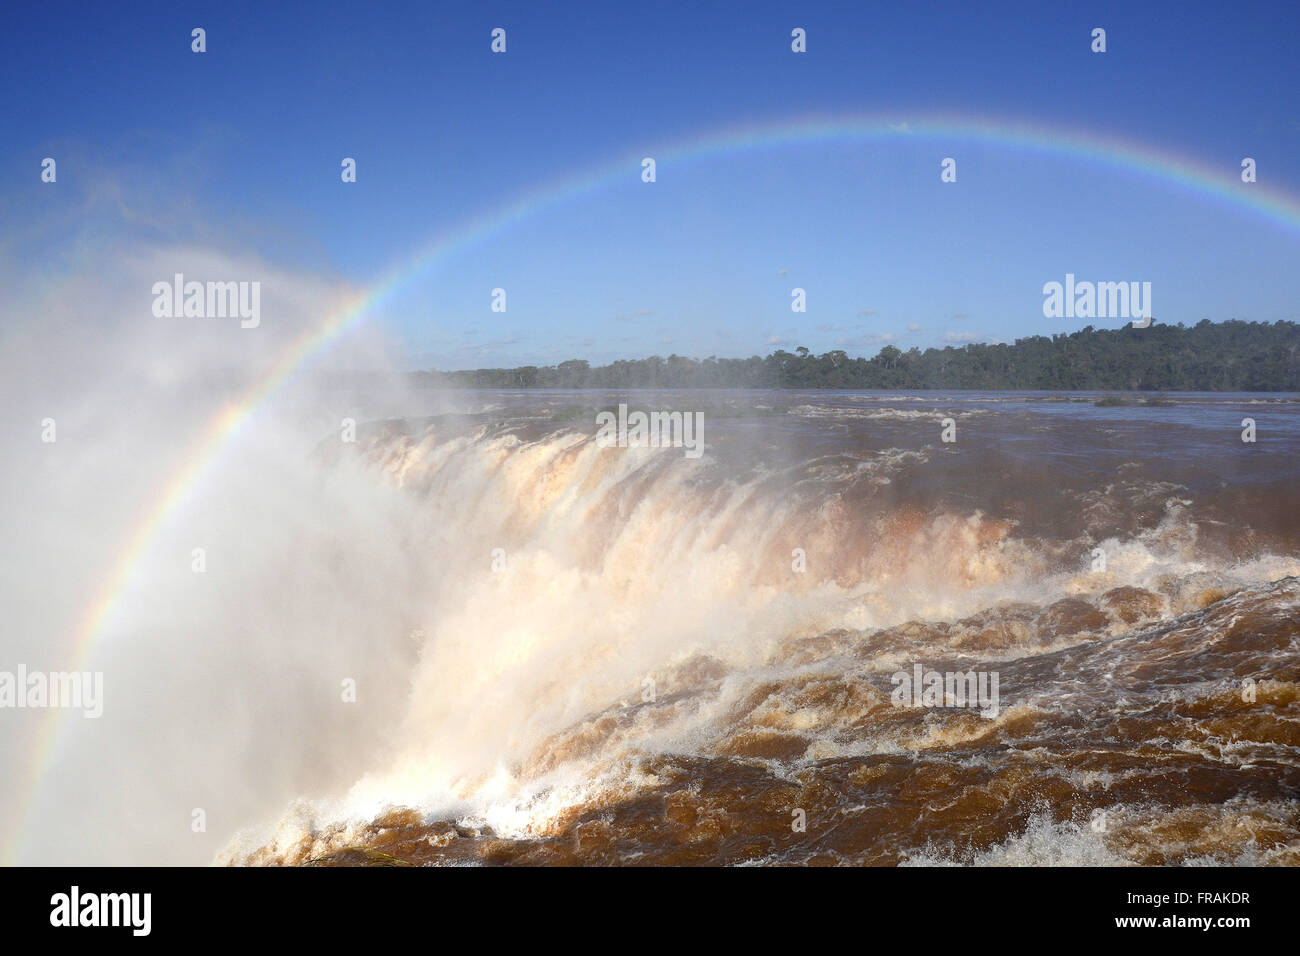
7;111;1300;864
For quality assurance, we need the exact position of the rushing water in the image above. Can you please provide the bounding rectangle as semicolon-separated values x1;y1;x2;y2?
221;389;1300;866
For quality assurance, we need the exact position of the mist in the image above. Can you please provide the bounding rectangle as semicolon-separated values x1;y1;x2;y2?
0;240;450;864
4;238;1294;868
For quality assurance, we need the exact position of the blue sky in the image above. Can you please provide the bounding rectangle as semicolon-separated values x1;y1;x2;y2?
3;0;1298;369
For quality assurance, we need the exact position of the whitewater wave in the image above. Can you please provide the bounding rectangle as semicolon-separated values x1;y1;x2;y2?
218;407;1300;866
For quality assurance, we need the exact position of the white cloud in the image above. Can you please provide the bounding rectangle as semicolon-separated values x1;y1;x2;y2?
837;332;896;348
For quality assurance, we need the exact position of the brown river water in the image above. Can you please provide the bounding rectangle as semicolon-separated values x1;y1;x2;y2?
221;390;1300;866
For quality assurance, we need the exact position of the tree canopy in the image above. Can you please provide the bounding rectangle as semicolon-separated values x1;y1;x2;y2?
411;320;1299;391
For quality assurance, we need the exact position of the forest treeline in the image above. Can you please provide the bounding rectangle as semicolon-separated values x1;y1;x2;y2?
407;320;1298;391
